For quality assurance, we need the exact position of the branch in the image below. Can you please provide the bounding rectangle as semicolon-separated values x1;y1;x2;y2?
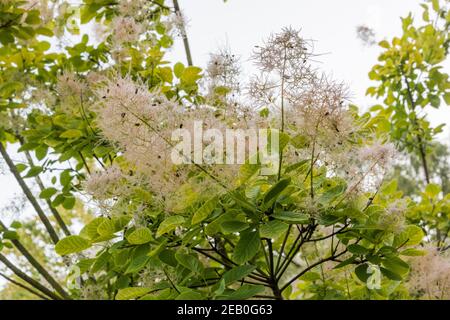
23;149;71;236
0;143;60;244
403;75;430;184
0;253;61;300
280;249;347;292
0;220;71;299
172;0;193;66
307;223;349;242
0;271;50;300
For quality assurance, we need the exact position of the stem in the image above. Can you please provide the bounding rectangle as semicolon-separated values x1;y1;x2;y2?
23;149;71;237
0;253;61;300
280;249;347;292
78;151;91;175
0;271;50;300
0;143;60;244
172;0;193;66
276;47;287;181
275;225;291;272
276;225;315;281
0;219;70;299
404;76;430;184
310;140;315;199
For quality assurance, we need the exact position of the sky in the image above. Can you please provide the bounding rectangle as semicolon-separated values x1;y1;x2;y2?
1;1;450;230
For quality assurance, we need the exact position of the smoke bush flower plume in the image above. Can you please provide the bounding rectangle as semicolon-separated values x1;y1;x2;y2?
408;247;450;299
356;25;377;47
92;76;242;206
88;27;397;215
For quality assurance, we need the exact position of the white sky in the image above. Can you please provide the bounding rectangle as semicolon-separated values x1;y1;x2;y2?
1;0;450;226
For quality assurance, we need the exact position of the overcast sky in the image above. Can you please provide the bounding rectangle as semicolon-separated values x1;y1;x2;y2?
1;0;449;225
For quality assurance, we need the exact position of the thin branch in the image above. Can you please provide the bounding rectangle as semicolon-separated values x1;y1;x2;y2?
172;0;193;66
0;253;61;300
403;74;430;184
0;143;60;244
0;271;50;300
22;149;71;236
280;249;347;292
275;225;291;272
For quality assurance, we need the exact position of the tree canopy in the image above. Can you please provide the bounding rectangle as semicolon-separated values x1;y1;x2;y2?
0;0;449;300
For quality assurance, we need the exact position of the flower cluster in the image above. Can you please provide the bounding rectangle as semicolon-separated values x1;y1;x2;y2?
111;16;143;45
408;247;450;299
55;71;86;114
93;76;235;201
356;25;377;47
163;10;188;39
84;165;124;200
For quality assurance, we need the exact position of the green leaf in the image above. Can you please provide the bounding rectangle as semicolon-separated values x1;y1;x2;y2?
80;217;106;240
429;94;440;108
0;30;14;45
222;265;256;286
227;284;264;300
80;4;101;24
175;253;203;274
39;187;57;199
15;163;27;173
127;227;153;245
355;263;370;282
113;215;132;231
116;287;152;300
181;66;202;84
271;211;309;224
97;219;116;236
260;220;288;239
91;251;110;273
35;145;48;161
379;40;390;48
262;178;291;208
380;267;402;281
62;196;76;210
220;221;249;233
300;271;321;281
125;255;150;274
3;230;18;240
0;81;23;97
400;248;426;256
318;182;346;205
431;0;439;12
233;229;260;264
60;170;72;186
175;290;203;300
239;163;259;183
444;92;450;105
174;62;185;78
381;256;409;276
192;198;217;225
9;221;22;229
393;225;424;247
55;235;91;256
159;66;173;83
347;244;370;255
60;129;83;139
156;216;185;237
24;166;43;178
159;249;178;267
